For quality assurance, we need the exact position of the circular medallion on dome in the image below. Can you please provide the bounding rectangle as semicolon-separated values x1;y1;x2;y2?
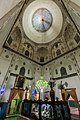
32;8;53;32
22;0;63;43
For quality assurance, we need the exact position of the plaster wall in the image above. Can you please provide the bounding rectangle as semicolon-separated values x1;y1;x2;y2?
0;59;11;85
63;0;80;32
1;76;15;102
0;0;22;19
0;49;12;86
43;67;51;81
0;1;24;48
0;49;41;102
74;49;80;68
35;66;42;82
71;0;80;6
0;14;17;48
55;76;80;100
44;48;80;100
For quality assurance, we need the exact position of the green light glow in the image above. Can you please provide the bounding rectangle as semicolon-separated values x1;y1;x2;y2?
36;76;48;88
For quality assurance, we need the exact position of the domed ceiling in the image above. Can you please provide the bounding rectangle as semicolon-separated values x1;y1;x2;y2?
22;0;63;44
3;0;80;65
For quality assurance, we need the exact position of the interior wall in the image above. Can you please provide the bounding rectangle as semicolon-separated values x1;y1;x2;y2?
0;48;41;102
0;49;12;86
0;0;22;19
71;0;80;6
0;1;24;49
43;67;51;81
55;76;80;100
63;0;80;32
44;48;80;100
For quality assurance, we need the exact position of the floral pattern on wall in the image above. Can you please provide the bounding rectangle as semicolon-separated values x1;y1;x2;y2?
51;41;65;58
64;23;80;50
4;26;34;59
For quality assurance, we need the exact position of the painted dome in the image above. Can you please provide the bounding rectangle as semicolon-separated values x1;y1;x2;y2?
22;0;63;43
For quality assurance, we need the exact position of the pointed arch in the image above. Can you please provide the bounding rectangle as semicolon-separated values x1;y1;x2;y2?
25;50;29;57
19;67;25;76
60;67;67;76
56;49;61;56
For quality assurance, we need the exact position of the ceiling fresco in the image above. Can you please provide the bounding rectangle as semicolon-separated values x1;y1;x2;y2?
3;0;80;65
22;0;63;43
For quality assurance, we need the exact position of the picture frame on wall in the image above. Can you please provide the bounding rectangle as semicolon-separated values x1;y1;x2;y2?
14;75;26;89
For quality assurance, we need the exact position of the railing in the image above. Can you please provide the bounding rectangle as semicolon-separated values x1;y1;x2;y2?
21;99;71;120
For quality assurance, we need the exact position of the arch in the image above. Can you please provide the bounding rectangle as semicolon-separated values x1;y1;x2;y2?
55;69;58;74
56;49;61;56
27;69;30;74
19;67;25;76
60;67;67;76
25;50;29;57
68;65;72;70
15;65;18;70
37;47;48;56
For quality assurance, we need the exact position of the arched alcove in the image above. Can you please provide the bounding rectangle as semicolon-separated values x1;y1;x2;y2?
56;49;61;56
60;67;67;76
19;67;25;76
25;50;29;57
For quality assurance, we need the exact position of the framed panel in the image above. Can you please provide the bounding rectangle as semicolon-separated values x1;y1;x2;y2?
14;75;26;89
